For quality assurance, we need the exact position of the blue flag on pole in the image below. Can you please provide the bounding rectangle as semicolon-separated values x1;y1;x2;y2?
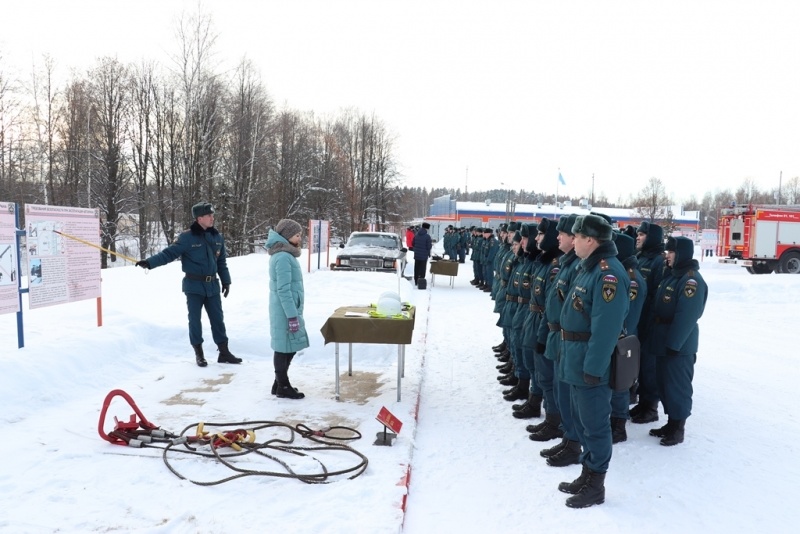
558;172;566;186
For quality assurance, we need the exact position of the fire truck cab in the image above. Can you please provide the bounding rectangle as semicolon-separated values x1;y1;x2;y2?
717;203;800;274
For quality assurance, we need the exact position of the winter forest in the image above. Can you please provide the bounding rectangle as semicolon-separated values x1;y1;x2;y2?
1;9;796;268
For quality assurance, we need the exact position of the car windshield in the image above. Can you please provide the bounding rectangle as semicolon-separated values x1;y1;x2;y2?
347;234;399;249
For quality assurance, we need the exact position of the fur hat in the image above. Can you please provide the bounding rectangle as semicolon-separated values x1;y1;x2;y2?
590;211;614;225
275;219;302;240
507;221;520;233
421;222;431;229
539;220;560;252
622;224;637;239
537;217;551;234
637;220;651;234
572;214;613;241
525;233;539;254
666;235;695;266
557;213;580;236
482;227;492;234
614;232;635;260
192;202;214;218
512;231;522;243
643;223;664;250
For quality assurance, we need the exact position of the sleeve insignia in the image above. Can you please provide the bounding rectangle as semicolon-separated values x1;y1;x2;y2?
684;279;697;298
603;274;618;283
602;283;617;302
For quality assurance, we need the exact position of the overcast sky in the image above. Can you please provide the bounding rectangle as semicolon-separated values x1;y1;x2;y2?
2;0;799;204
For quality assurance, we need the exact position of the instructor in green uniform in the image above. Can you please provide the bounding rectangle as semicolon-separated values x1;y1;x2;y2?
136;201;241;367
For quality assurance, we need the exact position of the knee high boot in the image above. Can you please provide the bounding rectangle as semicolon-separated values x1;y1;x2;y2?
274;352;304;399
271;354;295;395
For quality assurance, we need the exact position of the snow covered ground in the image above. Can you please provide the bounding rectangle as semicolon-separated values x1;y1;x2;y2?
1;244;798;533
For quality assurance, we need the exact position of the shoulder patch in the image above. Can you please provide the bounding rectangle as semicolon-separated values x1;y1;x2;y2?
603;274;618;283
684;278;698;298
602;283;617;302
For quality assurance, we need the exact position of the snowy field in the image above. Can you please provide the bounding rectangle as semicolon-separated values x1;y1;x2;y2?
0;244;798;533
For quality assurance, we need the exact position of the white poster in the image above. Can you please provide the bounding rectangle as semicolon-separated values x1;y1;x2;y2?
25;204;101;310
0;202;20;315
308;219;330;254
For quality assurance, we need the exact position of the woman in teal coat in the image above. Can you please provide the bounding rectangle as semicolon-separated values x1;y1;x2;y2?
266;219;310;399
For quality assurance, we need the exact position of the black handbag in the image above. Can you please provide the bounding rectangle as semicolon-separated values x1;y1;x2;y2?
610;335;640;392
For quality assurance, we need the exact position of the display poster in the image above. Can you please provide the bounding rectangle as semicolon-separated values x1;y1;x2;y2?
0;202;21;315
308;219;330;254
25;204;101;309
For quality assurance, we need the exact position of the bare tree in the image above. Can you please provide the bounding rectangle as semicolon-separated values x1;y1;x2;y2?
172;7;222;213
88;57;131;268
29;54;61;205
128;61;156;259
631;177;673;224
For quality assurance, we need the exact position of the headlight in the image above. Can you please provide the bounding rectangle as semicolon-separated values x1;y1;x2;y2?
383;259;396;268
339;258;350;266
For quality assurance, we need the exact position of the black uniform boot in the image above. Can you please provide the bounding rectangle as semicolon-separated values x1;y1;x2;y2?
565;470;606;508
217;342;242;364
513;395;542;419
496;360;513;372
630;401;659;424
492;341;507;353
540;437;568;458
611;417;628;444
498;373;518;386
192;344;207;367
649;419;675;438
496;350;511;362
547;440;582;467
529;412;564;441
512;392;539;411
558;464;590;495
659;419;685;446
503;379;529;401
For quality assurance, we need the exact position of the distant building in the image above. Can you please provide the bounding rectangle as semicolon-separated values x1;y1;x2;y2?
424;195;699;242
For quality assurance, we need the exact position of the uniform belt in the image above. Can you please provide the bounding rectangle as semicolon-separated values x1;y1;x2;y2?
185;273;217;282
529;304;544;313
561;330;590;341
518;297;530;304
547;322;561;332
505;294;517;302
655;317;673;324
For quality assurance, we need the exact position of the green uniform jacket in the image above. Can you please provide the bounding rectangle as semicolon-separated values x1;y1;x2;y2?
558;241;629;386
645;258;707;356
145;221;230;296
543;250;580;361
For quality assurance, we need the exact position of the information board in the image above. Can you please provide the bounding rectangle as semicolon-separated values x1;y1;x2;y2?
0;202;20;315
25;204;101;309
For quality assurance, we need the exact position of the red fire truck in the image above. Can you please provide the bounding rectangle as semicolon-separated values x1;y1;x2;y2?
717;204;800;274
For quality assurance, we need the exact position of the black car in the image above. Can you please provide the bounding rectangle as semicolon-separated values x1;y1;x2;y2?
333;232;407;273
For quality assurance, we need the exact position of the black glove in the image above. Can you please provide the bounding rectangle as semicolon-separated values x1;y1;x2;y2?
135;260;150;269
583;373;600;385
535;342;546;355
222;284;230;298
665;348;680;357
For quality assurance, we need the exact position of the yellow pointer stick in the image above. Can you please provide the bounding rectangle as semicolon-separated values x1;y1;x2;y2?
52;230;140;264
